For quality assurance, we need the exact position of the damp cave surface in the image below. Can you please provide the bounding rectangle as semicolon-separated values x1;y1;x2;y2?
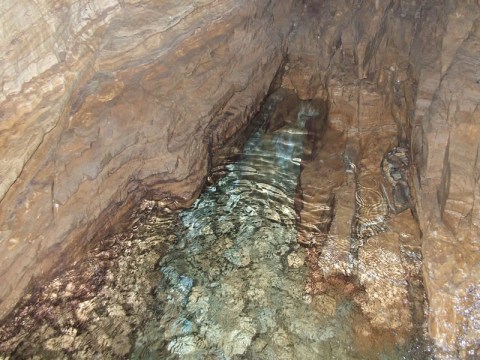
0;89;431;359
2;1;480;359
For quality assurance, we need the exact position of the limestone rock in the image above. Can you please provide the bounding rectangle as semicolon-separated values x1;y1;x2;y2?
409;3;480;357
1;0;480;357
290;1;480;356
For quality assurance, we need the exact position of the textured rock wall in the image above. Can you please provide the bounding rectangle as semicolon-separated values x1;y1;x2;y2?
0;0;298;320
2;0;480;357
287;1;424;352
408;3;480;357
286;0;480;357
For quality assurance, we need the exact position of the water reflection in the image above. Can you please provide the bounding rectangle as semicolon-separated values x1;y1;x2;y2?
132;94;418;359
132;99;319;359
0;91;431;359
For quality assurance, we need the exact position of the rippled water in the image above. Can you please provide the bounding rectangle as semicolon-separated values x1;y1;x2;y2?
131;95;422;359
132;100;314;358
0;91;430;359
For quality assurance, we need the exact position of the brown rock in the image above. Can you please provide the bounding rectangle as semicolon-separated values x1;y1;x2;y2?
410;3;480;356
357;232;412;335
2;0;480;356
0;0;299;319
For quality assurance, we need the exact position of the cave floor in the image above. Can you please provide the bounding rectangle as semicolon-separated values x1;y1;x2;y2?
0;89;432;359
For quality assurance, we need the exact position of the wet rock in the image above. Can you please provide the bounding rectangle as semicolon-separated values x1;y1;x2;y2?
292;45;427;356
0;203;177;358
351;173;389;253
318;181;355;278
2;0;480;356
381;146;412;214
356;232;412;336
287;249;305;268
312;294;337;317
0;0;300;319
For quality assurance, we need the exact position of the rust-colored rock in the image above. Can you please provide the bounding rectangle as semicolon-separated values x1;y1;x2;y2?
0;0;298;320
289;1;480;357
2;0;480;357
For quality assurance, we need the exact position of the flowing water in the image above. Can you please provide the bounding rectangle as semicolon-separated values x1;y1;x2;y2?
132;100;323;359
0;91;430;359
130;94;424;359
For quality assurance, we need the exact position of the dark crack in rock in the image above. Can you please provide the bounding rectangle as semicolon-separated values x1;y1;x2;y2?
381;146;413;214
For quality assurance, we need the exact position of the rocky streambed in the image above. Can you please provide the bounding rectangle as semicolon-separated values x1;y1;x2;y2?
0;89;431;359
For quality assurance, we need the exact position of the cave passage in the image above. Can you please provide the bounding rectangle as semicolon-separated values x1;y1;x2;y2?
133;92;321;358
0;90;431;359
130;90;429;359
2;0;480;357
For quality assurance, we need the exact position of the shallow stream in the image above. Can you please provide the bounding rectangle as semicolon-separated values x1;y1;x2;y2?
131;92;427;359
0;90;430;359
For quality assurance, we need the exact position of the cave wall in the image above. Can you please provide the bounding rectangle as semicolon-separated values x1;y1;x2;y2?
285;0;480;356
411;2;480;355
1;0;480;356
0;0;299;320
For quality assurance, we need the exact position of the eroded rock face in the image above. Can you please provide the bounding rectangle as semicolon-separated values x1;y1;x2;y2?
287;0;480;357
0;0;298;319
410;4;480;357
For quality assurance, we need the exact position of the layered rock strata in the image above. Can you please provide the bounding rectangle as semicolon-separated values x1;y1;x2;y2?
288;0;480;357
1;0;480;357
0;0;298;319
292;73;425;347
410;4;480;357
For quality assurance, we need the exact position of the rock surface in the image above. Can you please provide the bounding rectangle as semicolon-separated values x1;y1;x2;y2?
0;91;423;359
286;1;480;357
294;70;423;348
0;0;298;320
0;200;179;358
409;4;480;358
1;0;480;357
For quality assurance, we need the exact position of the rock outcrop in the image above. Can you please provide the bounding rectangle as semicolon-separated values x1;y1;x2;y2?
410;4;480;357
0;0;298;320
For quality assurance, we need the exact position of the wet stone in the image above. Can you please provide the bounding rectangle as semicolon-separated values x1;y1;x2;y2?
0;205;178;359
0;89;430;359
357;232;412;336
381;146;412;214
294;77;431;359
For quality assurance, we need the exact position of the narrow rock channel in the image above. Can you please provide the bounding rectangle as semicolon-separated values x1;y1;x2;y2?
132;90;323;358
